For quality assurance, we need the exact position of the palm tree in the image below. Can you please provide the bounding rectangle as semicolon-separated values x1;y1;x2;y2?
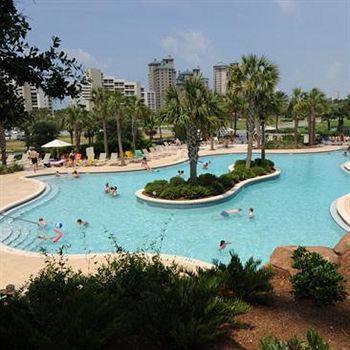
64;105;86;149
229;55;279;168
301;88;327;146
287;88;305;148
108;91;126;166
165;76;222;181
91;87;111;156
142;111;158;141
272;91;288;132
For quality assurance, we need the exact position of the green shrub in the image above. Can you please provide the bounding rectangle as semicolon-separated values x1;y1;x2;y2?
252;166;267;177
261;329;330;350
291;246;347;306
0;162;24;175
179;184;211;199
255;158;274;169
219;174;235;188
169;176;186;186
0;253;249;349
159;186;183;200
197;173;218;186
208;180;225;195
144;180;168;196
212;251;274;303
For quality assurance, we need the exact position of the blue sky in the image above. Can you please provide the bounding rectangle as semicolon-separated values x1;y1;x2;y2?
18;0;349;97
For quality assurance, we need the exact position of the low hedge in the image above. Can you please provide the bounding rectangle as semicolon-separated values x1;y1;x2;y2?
144;158;275;200
0;162;24;175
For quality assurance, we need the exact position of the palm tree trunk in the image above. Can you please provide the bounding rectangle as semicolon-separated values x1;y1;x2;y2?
210;136;214;150
131;117;136;152
327;119;331;131
233;112;238;136
275;115;279;132
261;119;266;160
69;131;74;145
309;110;316;145
245;111;254;168
0;121;7;166
159;124;163;141
187;125;199;181
102;119;109;156
116;114;125;166
74;126;79;149
294;118;299;148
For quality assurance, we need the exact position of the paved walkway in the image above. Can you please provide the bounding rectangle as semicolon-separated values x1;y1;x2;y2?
0;144;345;288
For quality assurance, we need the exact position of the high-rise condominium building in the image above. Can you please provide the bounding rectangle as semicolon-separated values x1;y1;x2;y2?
213;63;230;95
16;83;53;112
148;56;176;111
78;68;145;111
144;91;156;111
176;67;209;88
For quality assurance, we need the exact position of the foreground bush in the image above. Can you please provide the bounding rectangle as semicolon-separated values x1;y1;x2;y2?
208;251;274;303
0;253;249;349
261;329;330;350
144;158;275;200
0;162;24;175
291;247;347;306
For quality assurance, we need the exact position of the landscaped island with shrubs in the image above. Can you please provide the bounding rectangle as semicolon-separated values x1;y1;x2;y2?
144;158;276;200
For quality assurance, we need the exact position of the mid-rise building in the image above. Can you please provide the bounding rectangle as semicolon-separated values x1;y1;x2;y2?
144;91;156;111
148;56;176;111
16;83;53;112
213;62;230;95
77;68;145;111
176;67;209;88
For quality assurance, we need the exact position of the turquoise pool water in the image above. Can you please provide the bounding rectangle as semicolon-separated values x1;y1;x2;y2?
0;152;349;263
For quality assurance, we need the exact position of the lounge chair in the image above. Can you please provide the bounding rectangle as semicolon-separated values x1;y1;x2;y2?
41;153;51;167
96;153;107;165
17;153;30;166
130;149;144;163
85;147;95;165
108;152;119;166
6;154;15;164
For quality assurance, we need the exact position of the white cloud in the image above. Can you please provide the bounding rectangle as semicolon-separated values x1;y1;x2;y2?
273;0;298;15
325;61;343;81
161;31;215;66
63;48;109;70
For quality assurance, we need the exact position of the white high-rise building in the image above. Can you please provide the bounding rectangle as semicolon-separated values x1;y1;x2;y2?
16;83;53;112
77;68;145;111
213;63;230;95
148;56;176;111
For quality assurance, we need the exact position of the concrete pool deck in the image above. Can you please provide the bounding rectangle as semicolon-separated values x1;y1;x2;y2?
0;144;346;288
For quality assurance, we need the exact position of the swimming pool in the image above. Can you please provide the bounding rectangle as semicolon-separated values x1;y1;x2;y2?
0;151;349;264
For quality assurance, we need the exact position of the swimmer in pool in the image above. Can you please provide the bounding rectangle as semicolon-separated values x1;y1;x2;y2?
221;208;242;216
219;240;231;250
104;182;110;193
76;219;88;227
38;218;47;227
248;208;254;219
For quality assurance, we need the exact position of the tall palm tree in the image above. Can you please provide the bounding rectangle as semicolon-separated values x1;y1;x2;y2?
91;87;111;156
287;88;305;148
108;91;126;166
301;88;327;145
165;76;222;181
272;90;288;132
127;96;150;152
229;55;279;168
142;111;158;141
64;105;86;149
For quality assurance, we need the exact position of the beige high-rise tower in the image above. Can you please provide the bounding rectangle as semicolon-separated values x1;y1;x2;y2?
213;63;230;95
148;56;176;111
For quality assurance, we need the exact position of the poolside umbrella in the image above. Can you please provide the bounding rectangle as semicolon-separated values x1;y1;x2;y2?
41;139;72;148
41;139;72;160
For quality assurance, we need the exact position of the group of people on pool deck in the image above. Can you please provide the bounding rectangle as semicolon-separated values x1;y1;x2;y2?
104;183;118;196
221;207;254;218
